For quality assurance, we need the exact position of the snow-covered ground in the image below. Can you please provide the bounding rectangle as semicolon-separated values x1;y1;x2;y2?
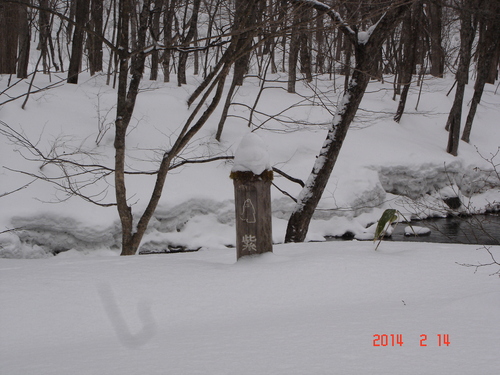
1;70;499;373
1;242;499;374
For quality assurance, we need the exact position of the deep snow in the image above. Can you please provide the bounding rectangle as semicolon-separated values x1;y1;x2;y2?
0;241;499;374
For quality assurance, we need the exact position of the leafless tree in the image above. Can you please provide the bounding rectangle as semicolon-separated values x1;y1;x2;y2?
462;0;500;143
445;0;477;156
177;0;202;86
394;0;421;123
0;0;21;74
67;0;90;83
284;0;409;243
114;0;269;254
88;0;104;76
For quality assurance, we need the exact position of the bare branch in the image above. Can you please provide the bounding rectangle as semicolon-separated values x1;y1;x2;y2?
289;0;356;38
272;167;305;188
457;246;500;276
169;155;233;171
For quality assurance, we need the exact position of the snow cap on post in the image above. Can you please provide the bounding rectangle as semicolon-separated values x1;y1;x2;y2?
231;132;271;176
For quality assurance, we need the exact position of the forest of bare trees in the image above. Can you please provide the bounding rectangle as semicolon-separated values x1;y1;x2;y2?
1;0;499;253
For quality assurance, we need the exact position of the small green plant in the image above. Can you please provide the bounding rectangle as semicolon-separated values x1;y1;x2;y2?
374;209;414;250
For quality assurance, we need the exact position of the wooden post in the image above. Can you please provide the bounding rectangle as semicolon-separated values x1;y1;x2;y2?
231;170;273;260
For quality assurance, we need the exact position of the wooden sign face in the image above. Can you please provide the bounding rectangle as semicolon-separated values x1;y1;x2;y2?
233;178;273;259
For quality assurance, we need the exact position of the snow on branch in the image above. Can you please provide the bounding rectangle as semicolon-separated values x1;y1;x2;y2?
290;0;356;37
357;18;381;45
137;39;230;57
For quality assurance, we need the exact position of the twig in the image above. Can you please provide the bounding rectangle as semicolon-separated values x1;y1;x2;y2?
22;54;43;109
272;182;297;202
446;79;457;97
0;180;36;198
456;246;500;276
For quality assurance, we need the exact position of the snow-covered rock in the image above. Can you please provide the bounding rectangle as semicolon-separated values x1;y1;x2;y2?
404;226;431;236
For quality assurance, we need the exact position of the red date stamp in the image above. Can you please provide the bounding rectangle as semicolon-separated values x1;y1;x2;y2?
373;334;450;347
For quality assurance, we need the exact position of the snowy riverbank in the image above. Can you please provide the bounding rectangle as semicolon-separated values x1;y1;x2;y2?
1;73;499;257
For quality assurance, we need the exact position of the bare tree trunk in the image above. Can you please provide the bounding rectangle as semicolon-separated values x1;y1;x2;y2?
392;33;402;97
233;0;258;85
299;7;313;82
193;26;199;76
67;0;90;83
114;0;152;255
88;0;104;76
426;0;444;77
446;0;476;156
129;1;137;49
149;0;163;81
38;0;51;73
285;44;372;242
47;15;60;71
162;0;176;82
215;0;260;140
446;82;466;156
394;1;419;123
215;77;238;141
114;0;134;254
177;0;201;86
202;0;220;78
343;42;351;94
16;0;30;78
265;0;278;74
67;0;77;37
106;0;118;86
288;5;300;93
0;0;20;74
280;0;287;73
462;2;500;143
487;49;499;84
315;9;325;74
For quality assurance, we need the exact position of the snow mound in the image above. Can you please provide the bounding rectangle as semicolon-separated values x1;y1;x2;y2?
232;132;271;175
140;214;235;252
151;198;235;233
10;214;120;254
375;161;490;199
0;232;52;259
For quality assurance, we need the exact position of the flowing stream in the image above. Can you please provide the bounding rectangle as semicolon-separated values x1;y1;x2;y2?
389;214;500;245
330;214;500;246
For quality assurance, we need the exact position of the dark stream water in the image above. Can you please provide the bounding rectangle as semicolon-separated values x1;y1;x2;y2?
388;214;500;245
331;214;500;246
